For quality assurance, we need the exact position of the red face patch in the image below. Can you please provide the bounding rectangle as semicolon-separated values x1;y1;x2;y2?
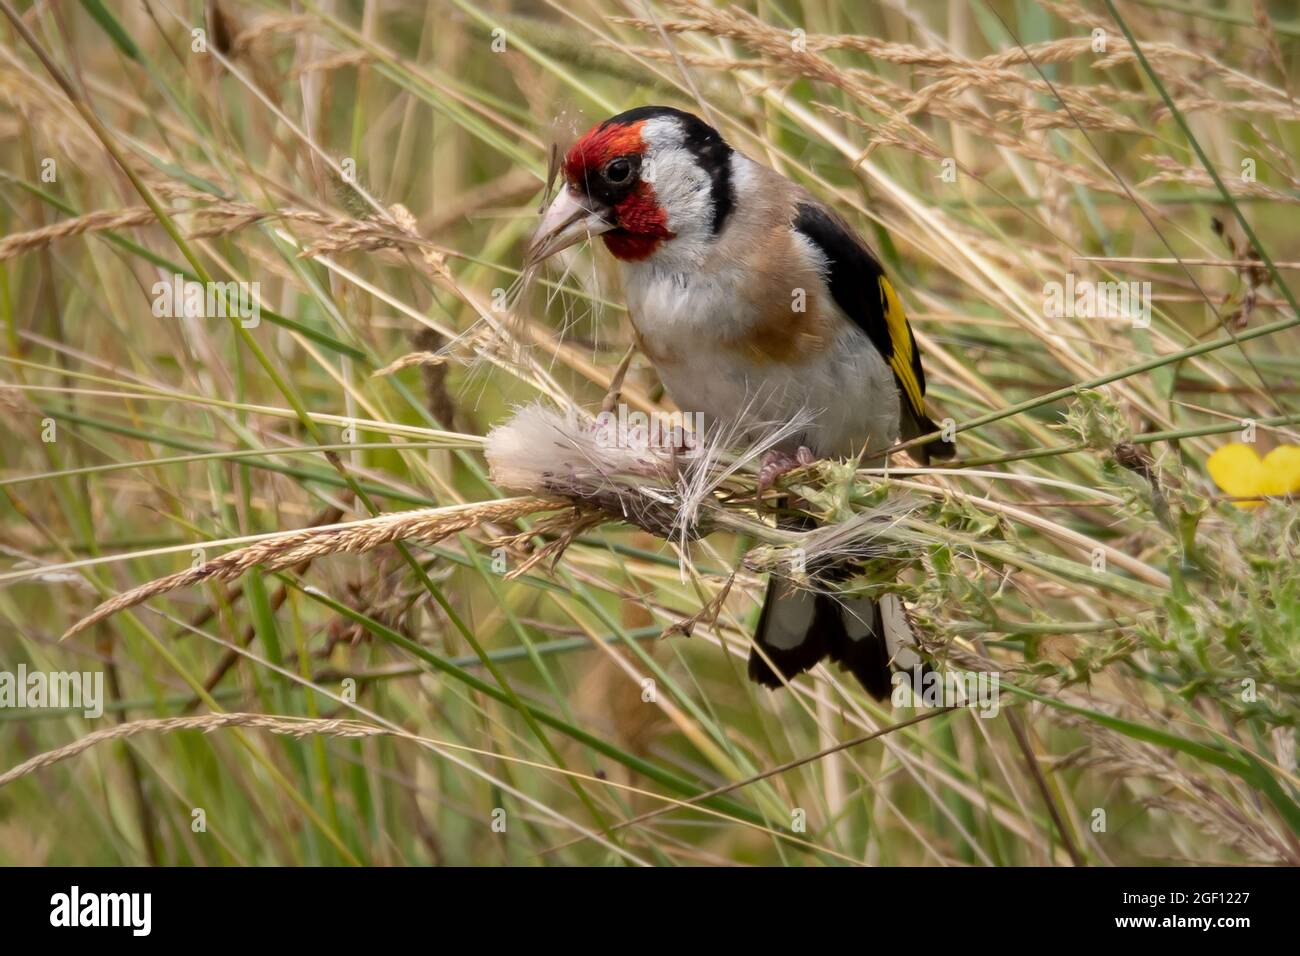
563;119;674;261
603;186;673;260
563;120;646;185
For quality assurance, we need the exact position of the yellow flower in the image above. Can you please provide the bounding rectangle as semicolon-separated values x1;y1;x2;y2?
1206;443;1300;508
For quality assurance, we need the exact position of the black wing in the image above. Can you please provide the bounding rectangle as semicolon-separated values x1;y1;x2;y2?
792;201;953;463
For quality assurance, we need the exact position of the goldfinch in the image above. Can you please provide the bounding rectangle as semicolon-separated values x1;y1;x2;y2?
527;106;953;698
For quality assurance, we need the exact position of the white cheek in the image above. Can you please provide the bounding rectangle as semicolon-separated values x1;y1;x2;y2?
652;153;712;235
640;119;715;239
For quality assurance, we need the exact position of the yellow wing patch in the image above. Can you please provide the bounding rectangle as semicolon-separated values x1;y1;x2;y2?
879;276;924;415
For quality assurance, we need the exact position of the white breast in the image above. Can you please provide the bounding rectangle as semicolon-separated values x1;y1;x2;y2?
619;260;900;461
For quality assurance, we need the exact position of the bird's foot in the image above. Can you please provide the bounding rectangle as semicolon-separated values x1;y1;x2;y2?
756;445;816;502
659;425;697;478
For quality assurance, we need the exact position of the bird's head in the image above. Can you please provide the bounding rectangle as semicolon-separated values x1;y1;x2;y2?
527;106;735;266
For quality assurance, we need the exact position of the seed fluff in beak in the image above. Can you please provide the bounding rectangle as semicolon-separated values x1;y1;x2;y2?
526;188;613;266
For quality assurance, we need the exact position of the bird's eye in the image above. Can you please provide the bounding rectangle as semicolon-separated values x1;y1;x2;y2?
604;158;633;184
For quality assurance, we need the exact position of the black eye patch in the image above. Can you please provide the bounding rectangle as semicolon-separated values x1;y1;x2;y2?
577;154;642;209
605;158;633;183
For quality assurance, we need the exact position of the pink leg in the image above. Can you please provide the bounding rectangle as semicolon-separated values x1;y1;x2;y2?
757;445;816;500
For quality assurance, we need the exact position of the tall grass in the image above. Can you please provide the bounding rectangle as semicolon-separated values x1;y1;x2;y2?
0;0;1297;865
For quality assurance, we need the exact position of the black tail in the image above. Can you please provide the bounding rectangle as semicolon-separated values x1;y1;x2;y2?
748;582;919;699
903;408;956;466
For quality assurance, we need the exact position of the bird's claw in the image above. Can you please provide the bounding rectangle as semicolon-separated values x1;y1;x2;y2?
756;445;816;502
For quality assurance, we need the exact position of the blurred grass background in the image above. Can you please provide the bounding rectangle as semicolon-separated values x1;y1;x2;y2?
0;0;1298;865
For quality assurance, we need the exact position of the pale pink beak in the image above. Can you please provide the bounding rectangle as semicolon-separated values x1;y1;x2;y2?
526;187;613;265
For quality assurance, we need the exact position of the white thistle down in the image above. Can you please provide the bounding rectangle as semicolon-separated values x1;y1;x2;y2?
484;401;928;572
